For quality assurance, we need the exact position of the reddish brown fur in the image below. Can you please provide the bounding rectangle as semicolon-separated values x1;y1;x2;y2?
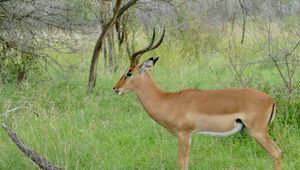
114;28;282;169
114;62;282;170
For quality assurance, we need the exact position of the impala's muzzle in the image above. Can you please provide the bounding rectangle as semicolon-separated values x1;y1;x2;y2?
113;87;121;95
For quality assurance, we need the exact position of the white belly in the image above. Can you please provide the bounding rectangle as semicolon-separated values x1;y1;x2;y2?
192;121;244;137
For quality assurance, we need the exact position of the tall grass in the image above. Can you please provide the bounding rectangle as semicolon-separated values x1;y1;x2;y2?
0;26;300;170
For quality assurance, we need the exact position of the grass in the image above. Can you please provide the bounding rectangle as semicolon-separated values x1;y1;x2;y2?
0;28;300;169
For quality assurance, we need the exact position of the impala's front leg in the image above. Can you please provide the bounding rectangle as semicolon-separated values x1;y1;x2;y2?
177;131;191;170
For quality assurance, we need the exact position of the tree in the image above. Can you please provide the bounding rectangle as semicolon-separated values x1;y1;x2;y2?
0;0;89;86
87;0;138;93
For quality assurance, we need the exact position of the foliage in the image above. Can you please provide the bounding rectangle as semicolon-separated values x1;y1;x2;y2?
0;49;41;84
0;0;300;169
1;32;300;168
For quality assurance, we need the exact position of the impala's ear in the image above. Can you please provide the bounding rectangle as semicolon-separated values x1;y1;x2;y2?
139;57;159;73
153;57;159;65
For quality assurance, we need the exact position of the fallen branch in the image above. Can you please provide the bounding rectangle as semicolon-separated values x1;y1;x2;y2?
2;123;64;170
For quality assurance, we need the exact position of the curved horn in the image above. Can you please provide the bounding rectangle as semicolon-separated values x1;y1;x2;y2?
130;27;165;67
146;27;165;52
130;29;156;67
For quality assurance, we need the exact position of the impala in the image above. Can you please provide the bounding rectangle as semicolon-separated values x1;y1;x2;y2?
113;28;282;170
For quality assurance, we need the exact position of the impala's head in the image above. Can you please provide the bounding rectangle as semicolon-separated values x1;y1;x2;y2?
113;28;165;95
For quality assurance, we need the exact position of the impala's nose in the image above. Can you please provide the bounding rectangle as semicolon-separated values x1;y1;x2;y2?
113;87;120;94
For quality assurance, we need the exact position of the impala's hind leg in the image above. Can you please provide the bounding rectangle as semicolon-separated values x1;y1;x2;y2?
250;132;282;170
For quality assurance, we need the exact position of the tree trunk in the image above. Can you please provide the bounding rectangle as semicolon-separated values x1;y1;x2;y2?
87;0;138;93
103;39;108;69
107;30;116;72
17;66;26;87
87;0;122;93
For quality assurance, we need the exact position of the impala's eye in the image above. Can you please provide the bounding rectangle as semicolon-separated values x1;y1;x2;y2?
126;71;132;77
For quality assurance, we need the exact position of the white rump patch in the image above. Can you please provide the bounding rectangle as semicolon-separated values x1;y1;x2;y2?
192;121;244;137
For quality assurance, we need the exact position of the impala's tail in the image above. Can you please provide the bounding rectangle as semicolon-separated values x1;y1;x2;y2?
268;103;276;124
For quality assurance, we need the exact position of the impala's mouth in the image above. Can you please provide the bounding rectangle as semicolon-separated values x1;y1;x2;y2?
113;87;122;95
116;90;122;95
114;90;121;95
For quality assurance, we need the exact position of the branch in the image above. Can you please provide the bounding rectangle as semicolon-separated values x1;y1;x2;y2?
92;0;123;51
87;0;140;93
265;18;291;92
100;0;122;42
117;0;138;20
284;39;300;58
238;0;247;44
2;123;64;170
115;0;138;46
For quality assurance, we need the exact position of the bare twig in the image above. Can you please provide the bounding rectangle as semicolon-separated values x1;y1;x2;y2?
284;39;300;58
1;107;20;115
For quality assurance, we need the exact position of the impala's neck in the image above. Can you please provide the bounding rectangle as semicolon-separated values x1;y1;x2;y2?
135;71;164;109
134;71;172;125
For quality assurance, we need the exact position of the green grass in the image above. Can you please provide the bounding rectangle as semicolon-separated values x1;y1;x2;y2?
1;61;299;170
1;27;300;169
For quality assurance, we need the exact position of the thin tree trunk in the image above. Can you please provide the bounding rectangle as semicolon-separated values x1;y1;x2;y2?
87;0;122;93
87;0;138;93
108;30;116;72
17;66;26;87
103;39;108;70
101;1;109;71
